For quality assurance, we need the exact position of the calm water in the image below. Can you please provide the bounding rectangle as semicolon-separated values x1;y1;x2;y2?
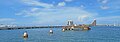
0;26;120;42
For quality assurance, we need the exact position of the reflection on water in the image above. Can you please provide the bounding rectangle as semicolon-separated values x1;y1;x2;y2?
48;33;53;36
23;37;28;40
0;26;120;42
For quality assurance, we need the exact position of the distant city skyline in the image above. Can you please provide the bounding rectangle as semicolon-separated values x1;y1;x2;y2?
0;0;120;25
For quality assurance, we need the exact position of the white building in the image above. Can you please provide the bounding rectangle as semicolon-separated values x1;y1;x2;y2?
67;20;74;26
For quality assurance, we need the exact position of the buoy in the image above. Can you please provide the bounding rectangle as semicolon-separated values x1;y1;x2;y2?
49;29;53;34
62;29;65;32
23;31;28;38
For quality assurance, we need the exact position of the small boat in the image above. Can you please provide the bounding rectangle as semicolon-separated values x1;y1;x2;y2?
23;31;28;38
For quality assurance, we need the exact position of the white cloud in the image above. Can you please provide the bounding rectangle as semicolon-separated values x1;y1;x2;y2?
96;16;120;24
31;8;39;11
21;0;54;8
98;0;110;10
78;15;89;22
101;0;108;4
0;18;16;24
57;2;66;7
108;0;120;10
17;7;97;25
80;5;85;8
97;16;120;20
98;0;108;4
64;0;73;2
0;18;15;22
100;6;109;10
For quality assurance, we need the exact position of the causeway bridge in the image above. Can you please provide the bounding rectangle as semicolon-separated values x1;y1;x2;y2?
0;25;65;30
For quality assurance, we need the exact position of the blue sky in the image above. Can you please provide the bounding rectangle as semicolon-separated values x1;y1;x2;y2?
0;0;120;25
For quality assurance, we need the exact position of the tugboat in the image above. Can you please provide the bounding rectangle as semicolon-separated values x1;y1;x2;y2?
23;31;28;38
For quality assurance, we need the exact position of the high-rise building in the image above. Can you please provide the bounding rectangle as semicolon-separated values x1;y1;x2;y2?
67;20;74;26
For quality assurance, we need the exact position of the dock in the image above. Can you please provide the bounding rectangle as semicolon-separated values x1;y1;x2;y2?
0;26;63;30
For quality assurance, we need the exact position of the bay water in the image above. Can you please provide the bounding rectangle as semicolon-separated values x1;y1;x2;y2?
0;26;120;42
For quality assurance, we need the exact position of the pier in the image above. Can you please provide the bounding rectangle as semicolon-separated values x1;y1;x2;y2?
0;25;63;30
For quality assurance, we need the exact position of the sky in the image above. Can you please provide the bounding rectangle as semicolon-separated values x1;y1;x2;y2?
0;0;120;26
